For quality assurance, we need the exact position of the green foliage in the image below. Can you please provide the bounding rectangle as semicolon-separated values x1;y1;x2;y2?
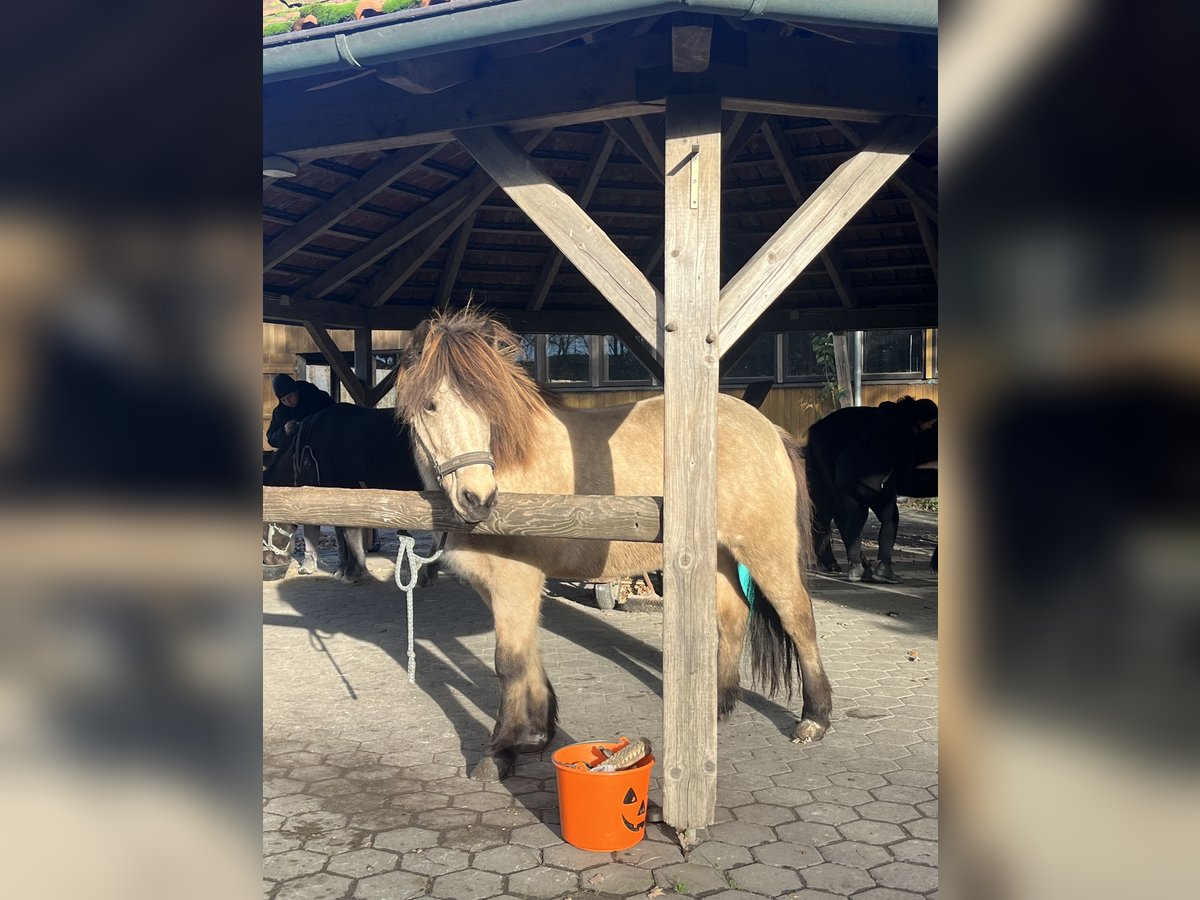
810;331;846;407
264;0;421;36
907;496;939;511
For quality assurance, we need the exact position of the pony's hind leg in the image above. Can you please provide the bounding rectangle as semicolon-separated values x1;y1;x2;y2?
717;553;749;718
335;527;368;582
747;554;833;744
457;554;557;782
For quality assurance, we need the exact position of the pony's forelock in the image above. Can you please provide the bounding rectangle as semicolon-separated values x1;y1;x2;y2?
396;308;547;469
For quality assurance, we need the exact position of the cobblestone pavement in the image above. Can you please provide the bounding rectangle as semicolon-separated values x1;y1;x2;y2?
265;517;937;899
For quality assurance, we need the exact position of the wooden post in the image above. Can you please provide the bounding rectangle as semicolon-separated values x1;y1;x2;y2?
661;92;721;831
833;332;852;409
354;328;373;405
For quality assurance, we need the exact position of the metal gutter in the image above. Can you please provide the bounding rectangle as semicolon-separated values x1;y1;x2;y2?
264;0;938;85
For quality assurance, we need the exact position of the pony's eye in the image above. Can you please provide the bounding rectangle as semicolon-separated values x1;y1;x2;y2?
424;400;437;413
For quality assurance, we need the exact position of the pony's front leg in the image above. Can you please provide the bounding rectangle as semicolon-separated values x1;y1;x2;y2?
466;559;558;782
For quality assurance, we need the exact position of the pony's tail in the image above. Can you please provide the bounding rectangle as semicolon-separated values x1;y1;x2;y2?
746;427;816;700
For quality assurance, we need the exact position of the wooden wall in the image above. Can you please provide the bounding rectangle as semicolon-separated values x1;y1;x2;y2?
557;382;939;443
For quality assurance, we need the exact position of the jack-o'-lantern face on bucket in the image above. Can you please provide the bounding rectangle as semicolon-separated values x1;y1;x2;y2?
621;786;647;832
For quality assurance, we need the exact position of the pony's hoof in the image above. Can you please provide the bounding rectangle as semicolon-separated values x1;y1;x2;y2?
516;731;550;753
469;756;511;782
791;719;829;744
817;560;841;574
872;561;901;584
298;555;318;575
848;561;871;582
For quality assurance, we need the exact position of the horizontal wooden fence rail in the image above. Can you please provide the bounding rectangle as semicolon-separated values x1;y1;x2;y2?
263;487;665;543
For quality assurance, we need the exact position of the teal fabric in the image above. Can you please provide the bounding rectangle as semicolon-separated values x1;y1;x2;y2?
738;563;756;613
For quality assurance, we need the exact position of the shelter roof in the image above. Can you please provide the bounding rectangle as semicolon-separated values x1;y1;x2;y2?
263;7;938;338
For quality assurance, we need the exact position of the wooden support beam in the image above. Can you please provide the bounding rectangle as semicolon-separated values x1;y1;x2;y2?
913;206;938;282
265;295;371;329
366;365;400;408
262;145;439;272
722;110;766;159
661;92;721;831
829;119;938;223
435;212;475;306
718;116;933;353
300;175;472;299
303;322;367;407
529;130;617;310
457;126;664;352
607;118;665;184
359;131;550;308
672;20;713;73
832;331;853;408
760;118;859;310
611;323;665;384
354;328;373;404
264;487;664;542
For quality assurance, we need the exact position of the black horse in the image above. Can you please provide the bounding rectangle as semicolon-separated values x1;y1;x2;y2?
263;403;432;583
806;397;937;582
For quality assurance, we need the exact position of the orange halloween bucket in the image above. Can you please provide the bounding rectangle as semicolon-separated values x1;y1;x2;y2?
551;737;655;852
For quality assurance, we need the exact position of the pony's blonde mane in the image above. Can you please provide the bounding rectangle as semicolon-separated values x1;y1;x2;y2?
396;308;550;469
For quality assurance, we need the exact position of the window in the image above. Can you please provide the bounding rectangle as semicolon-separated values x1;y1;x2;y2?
862;329;924;379
604;335;652;383
725;332;776;380
517;333;537;380
784;331;835;381
545;334;590;384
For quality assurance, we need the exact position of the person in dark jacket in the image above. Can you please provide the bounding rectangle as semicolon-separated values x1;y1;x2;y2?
806;397;937;583
266;373;333;450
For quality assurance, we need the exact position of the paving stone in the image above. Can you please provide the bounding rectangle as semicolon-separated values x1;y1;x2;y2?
800;862;878;895
275;873;352;900
731;803;795;827
752;787;812;806
481;806;541;828
415;807;479;829
310;778;361;798
890;839;937;867
283;810;348;833
327;848;398;878
542;843;610;870
441;823;509;852
509;822;562;849
346;765;402;783
774;821;842;847
303;827;370;856
264;850;327;882
390;791;449;814
373;826;439;853
322;793;389;816
829;771;889;790
350;809;412;832
707;821;777;847
751;840;823;868
265;777;305;799
871;861;938;893
728;862;803;895
856;801;921;824
507;865;578;899
400;847;470;876
820;840;893;868
813;786;876;807
453;791;514;812
430;868;504;900
353;870;428;900
653;862;730;896
884;769;938;789
290;766;344;783
855;889;925;900
369;776;422;796
902;817;938;840
707;892;767;900
837;819;908;845
615;841;685;867
266;795;326;817
689;840;753;868
473;844;541;874
797;802;859;826
263;831;303;855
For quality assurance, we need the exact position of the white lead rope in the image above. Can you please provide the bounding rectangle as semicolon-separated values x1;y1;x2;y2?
393;532;446;684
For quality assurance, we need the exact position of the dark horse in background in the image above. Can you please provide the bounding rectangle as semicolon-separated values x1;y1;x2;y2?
806;397;938;583
263;403;432;583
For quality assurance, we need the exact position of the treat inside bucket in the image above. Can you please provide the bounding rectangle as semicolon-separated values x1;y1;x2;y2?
552;738;655;852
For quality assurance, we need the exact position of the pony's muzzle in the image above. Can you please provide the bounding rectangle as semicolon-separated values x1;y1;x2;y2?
458;485;497;523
